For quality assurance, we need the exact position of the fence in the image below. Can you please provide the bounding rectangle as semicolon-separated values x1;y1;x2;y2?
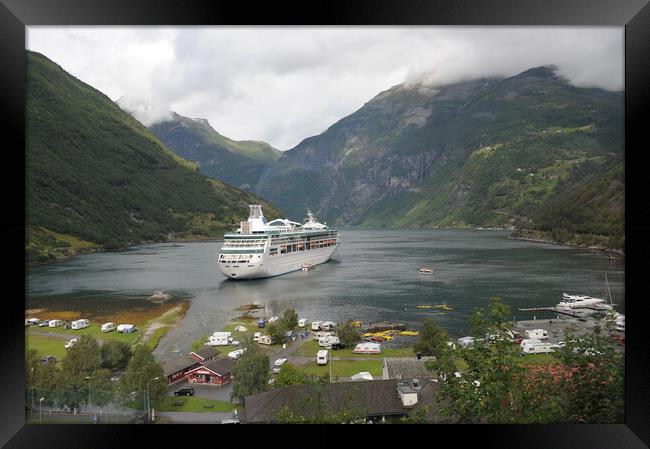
25;387;149;424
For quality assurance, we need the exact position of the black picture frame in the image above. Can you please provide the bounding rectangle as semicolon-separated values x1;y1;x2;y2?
2;0;648;447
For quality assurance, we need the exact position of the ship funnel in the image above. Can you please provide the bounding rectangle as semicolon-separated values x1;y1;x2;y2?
249;205;264;220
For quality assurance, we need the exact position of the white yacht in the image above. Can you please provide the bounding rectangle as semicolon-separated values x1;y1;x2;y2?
557;293;606;308
217;205;340;280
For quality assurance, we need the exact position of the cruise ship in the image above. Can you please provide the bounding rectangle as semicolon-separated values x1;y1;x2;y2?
217;205;340;280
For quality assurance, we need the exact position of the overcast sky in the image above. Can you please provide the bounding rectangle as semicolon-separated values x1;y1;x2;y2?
27;27;623;150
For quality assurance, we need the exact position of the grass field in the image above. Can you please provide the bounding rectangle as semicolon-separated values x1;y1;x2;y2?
295;359;384;379
155;396;234;413
25;333;68;360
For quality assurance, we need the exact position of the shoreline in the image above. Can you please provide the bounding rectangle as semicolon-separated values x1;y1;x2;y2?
508;235;625;257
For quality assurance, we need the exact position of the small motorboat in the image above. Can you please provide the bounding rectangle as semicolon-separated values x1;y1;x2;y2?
434;304;453;311
419;267;434;274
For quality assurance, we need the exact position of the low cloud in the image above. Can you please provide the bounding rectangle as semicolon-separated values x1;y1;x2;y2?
27;26;623;150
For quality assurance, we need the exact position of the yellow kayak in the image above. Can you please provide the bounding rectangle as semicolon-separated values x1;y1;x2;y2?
434;304;453;311
416;305;433;309
382;335;393;341
350;321;362;327
399;331;419;336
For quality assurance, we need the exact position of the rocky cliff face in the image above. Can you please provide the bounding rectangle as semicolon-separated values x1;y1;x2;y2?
255;66;623;245
150;112;280;190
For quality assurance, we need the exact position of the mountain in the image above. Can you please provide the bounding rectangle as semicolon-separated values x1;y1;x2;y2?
148;112;281;190
255;66;624;249
26;51;281;263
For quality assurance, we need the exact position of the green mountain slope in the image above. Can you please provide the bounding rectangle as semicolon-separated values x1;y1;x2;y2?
255;66;623;249
149;112;280;190
26;51;281;263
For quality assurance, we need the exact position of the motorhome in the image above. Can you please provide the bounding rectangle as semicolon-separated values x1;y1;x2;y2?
321;321;337;331
313;331;335;341
311;321;323;331
101;322;116;333
520;338;542;347
117;324;137;333
48;319;63;328
317;350;329;365
521;342;555;354
298;319;309;328
258;335;273;345
318;335;340;347
71;319;89;330
525;329;548;340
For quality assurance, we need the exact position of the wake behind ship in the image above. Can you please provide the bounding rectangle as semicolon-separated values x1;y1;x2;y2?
217;205;340;280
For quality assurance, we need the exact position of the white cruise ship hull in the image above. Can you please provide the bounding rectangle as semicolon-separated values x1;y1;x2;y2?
218;245;338;280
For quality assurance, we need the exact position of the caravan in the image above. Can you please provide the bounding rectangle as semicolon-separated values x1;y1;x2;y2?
117;324;137;333
298;319;309;328
71;319;89;330
316;350;329;365
258;335;273;345
318;335;340;347
207;332;232;346
521;341;555;354
101;322;116;333
311;321;323;331
48;319;63;328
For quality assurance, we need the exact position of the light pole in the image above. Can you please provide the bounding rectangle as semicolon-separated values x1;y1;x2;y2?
147;377;160;423
31;368;35;411
85;376;91;412
329;350;332;384
39;397;44;424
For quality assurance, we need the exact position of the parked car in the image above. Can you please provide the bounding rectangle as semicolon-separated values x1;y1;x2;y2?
228;349;245;360
221;418;241;424
173;387;195;396
230;340;241;346
38;321;50;327
110;376;120;382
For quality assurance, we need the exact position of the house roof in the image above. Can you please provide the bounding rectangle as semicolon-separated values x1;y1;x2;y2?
187;358;236;376
163;355;201;376
190;346;220;361
242;379;444;423
383;356;437;380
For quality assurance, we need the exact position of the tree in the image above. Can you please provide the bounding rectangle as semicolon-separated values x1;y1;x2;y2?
337;320;361;348
231;336;270;402
469;297;513;337
283;309;299;330
101;340;132;371
413;318;449;357
275;363;310;387
119;344;167;408
62;334;102;375
268;319;289;344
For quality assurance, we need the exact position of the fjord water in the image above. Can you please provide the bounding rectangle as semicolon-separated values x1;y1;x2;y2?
27;229;624;360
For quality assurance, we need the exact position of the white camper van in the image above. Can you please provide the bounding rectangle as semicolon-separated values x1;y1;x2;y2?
253;332;261;342
525;329;549;340
320;321;337;331
317;350;329;365
48;319;63;328
521;342;555;354
64;338;78;349
71;319;89;330
101;322;116;333
313;331;335;341
117;324;136;333
311;321;323;331
207;333;231;346
298;319;309;328
318;335;340;347
258;335;273;345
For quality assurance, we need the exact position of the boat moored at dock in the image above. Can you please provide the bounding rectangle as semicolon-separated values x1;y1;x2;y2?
217;205;340;280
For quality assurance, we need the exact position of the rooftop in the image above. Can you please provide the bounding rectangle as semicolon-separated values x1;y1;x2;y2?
190;347;220;361
163;355;201;376
242;379;443;423
383;356;437;380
